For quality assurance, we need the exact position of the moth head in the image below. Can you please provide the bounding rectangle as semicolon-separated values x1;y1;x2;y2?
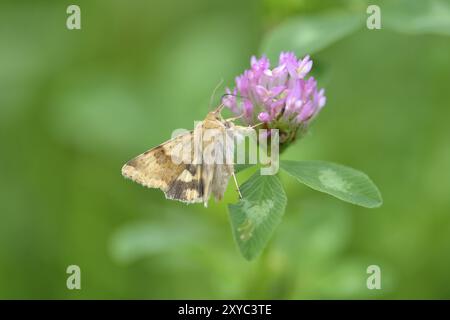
205;104;225;122
205;110;222;122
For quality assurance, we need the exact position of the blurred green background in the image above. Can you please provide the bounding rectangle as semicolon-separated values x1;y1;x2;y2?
1;0;450;299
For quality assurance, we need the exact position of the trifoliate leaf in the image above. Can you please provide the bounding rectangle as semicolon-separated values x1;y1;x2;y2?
228;172;287;260
280;160;382;208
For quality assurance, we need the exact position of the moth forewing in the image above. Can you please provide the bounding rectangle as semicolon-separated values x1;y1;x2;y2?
121;105;242;206
199;114;229;206
165;164;204;204
121;131;203;204
169;130;194;165
211;164;233;201
121;135;187;191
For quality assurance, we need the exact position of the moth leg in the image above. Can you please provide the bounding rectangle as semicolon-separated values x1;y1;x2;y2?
225;113;244;122
250;122;263;129
232;171;243;199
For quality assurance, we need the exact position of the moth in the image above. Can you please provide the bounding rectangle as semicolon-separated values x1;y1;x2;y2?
121;105;246;207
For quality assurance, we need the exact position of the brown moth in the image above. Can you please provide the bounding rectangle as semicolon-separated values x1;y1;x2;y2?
121;105;244;207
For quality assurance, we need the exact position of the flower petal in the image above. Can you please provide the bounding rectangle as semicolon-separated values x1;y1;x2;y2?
258;112;271;122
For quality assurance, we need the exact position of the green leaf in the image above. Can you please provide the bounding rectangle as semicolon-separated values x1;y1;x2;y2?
383;0;450;36
260;11;363;61
228;172;287;260
280;160;382;208
234;163;255;174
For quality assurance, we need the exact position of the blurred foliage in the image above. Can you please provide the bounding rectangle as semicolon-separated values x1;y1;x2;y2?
382;0;450;35
1;0;450;299
261;11;363;64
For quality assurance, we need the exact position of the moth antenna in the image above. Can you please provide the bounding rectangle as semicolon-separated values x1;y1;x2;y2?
209;78;224;110
217;93;251;116
220;93;250;102
213;103;225;114
251;122;264;129
225;113;244;122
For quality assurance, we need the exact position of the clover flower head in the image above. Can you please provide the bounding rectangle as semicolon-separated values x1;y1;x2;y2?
223;52;326;146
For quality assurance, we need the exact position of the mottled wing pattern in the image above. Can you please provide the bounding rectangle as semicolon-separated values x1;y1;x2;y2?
165;164;203;203
122;111;239;206
121;132;203;203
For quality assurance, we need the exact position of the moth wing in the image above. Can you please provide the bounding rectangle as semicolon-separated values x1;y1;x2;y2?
211;164;233;201
200;118;228;206
121;132;193;193
211;125;235;201
165;164;203;203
